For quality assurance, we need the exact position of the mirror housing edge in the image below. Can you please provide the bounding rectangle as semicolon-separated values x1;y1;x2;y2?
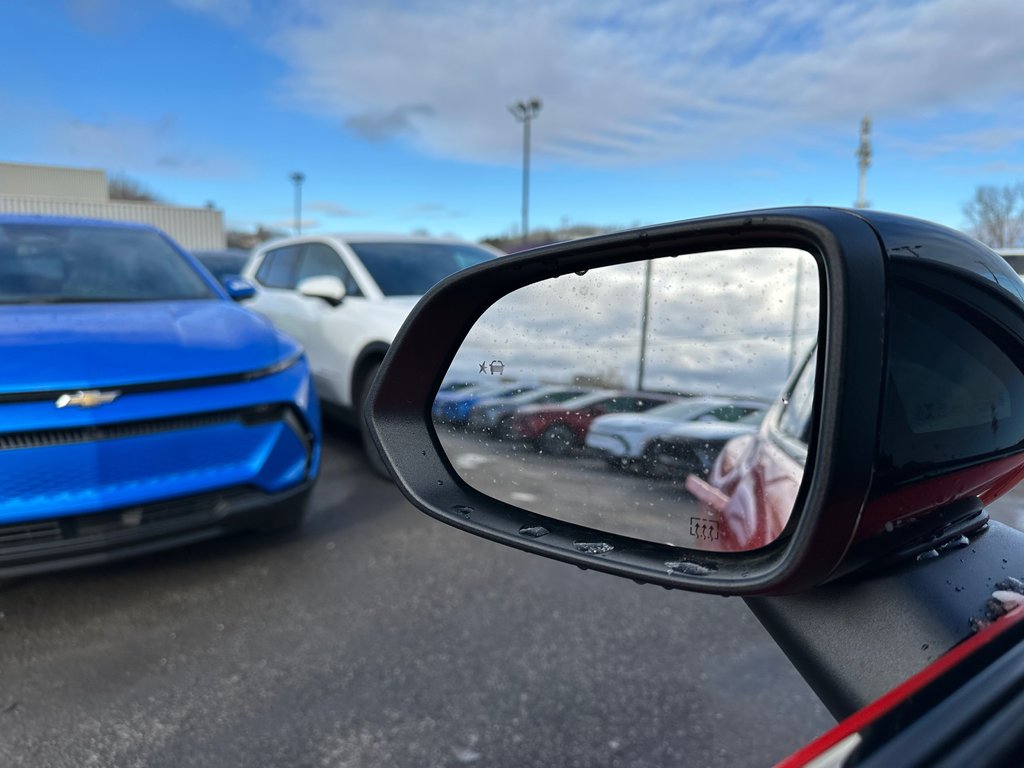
368;208;889;595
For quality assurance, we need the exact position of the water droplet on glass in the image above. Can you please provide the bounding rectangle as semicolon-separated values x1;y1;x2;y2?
519;525;549;538
575;542;613;554
452;505;473;518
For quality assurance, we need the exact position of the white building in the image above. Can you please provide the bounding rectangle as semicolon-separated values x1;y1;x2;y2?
0;161;225;250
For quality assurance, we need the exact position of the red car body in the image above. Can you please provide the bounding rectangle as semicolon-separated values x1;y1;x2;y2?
509;390;674;445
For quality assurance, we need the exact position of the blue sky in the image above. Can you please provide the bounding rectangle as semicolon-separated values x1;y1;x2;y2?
2;0;1022;240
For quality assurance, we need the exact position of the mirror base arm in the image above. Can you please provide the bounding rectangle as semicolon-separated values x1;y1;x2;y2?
745;521;1024;720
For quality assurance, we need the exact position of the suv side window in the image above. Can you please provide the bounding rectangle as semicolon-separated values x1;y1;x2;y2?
296;243;363;297
255;245;301;289
709;406;756;422
603;397;649;413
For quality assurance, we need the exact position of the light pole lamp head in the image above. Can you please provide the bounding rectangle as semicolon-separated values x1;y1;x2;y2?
509;99;542;121
290;171;305;186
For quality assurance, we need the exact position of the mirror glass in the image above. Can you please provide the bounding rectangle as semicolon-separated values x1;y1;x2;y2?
432;246;820;552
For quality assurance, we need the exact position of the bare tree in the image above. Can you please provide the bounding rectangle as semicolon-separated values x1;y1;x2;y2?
108;174;164;203
963;183;1024;248
226;225;286;250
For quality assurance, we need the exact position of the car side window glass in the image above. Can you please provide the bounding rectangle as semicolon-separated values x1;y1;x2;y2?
257;245;301;289
710;406;748;422
879;282;1024;481
778;352;817;445
254;250;276;285
604;397;644;413
296;243;363;297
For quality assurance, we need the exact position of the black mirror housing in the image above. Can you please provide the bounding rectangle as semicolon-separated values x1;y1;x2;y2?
367;208;1024;595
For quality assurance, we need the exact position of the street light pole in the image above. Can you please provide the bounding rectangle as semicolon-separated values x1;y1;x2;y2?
290;171;305;235
509;99;542;244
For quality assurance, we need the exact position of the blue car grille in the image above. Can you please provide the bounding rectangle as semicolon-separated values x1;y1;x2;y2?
0;410;240;451
0;487;260;554
0;405;307;523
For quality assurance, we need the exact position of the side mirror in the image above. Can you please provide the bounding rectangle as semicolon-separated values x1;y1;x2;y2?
368;208;1024;595
298;275;347;306
223;275;256;301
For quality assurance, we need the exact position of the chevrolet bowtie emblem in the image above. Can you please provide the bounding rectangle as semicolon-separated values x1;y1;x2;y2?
55;390;121;409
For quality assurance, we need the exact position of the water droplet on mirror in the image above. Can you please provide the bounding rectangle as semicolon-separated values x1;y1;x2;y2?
575;542;613;554
666;561;717;576
519;525;549;538
939;535;970;552
452;505;473;518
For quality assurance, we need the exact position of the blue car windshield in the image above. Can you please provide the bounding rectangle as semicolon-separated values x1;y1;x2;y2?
348;241;496;296
0;223;217;304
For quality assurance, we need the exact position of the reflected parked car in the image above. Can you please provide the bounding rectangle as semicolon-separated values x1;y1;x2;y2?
0;216;321;576
433;382;538;426
585;397;766;473
644;408;766;479
467;385;592;434
510;390;675;456
688;350;815;552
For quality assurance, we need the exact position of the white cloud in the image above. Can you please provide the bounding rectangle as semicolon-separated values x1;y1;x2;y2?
399;202;463;219
50;114;240;177
169;0;250;24
307;200;362;217
224;0;1024;167
270;217;318;231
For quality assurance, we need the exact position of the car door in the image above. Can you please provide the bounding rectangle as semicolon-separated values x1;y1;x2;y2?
286;242;366;404
248;244;310;339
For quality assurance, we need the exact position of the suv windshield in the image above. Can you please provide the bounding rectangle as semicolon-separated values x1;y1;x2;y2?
348;241;496;296
0;223;216;304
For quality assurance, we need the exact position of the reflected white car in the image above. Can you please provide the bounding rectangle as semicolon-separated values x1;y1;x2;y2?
585;397;767;472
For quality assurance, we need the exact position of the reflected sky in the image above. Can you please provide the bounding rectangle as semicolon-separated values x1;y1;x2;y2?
445;247;819;400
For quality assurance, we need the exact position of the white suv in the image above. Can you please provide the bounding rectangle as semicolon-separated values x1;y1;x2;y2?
243;234;502;471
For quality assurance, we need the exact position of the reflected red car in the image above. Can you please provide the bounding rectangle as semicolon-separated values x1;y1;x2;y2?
686;348;816;553
509;390;675;456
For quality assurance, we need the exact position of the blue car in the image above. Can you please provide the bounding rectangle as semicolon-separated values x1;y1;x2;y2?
432;383;538;426
0;216;321;576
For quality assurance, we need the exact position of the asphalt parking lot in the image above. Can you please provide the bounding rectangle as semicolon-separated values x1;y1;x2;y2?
14;420;1018;767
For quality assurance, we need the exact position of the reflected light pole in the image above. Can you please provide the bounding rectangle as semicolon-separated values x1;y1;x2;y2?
290;171;305;235
637;260;653;391
788;256;805;374
509;99;542;244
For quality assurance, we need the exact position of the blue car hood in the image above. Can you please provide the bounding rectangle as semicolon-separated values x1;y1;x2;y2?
0;301;296;394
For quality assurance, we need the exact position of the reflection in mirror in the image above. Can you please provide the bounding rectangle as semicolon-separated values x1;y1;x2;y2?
432;247;820;553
